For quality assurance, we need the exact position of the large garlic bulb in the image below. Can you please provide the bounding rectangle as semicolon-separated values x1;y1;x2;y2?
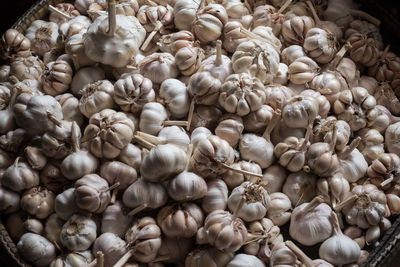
17;233;56;267
192;4;228;43
282;95;319;128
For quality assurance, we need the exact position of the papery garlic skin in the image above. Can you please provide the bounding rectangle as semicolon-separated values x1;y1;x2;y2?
55;188;83;221
70;66;105;96
239;134;274;169
283;95;319;128
281;45;306;65
261;165;287;194
223;161;262;189
304;27;337;64
188;71;221;106
192;4;228;43
93;232;127;267
288;56;320;84
267;192;292;226
56;93;84;126
20;186;55;219
79;80;115;119
174;0;201;31
0;186;20;214
10;55;44;84
122;178;168;210
18;233;56;267
42;60;73;97
202;178;228;213
168;171;207;201
74;174;111;213
2;160;39;192
282;16;315;45
283;171;316;206
44;214;64;245
139;52;179;84
159;78;190;119
139;102;168;135
0;29;31;60
227;254;265;267
60;214;97;251
25;20;59;56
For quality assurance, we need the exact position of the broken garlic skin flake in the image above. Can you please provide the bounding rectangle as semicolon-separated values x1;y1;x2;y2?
84;14;146;68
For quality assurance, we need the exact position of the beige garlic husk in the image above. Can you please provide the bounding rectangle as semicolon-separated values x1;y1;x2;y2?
215;115;244;147
202;178;229;214
0;186;20;214
185;246;234;267
191;135;234;178
60;122;99;180
25;20;59;56
222;21;248;53
55;93;84;126
83;109;135;159
157;30;194;55
300;89;330;118
273;62;289;85
200;209;247;252
345;20;381;67
243;105;274;134
159;78;190;119
223;161;262;189
356;128;384;164
232;40;280;84
333;86;378;131
0;29;31;60
289;196;332;246
10;55;44;81
18;233;56;267
200;40;232;82
79;80;115;119
228;181;270;222
336;137;368;183
189;105;222;132
41;59;73;96
55;188;84;220
175;44;204;76
2;158;39;192
173;0;201;31
339;184;386;229
282;15;315;45
188;71;221;106
118;143;142;169
70;66;106;95
65;32;96;70
274;124;312;172
140;144;187;182
288;56;319;84
283;170;317;206
281;45;306;65
92;232;127;267
304;27;338;64
319;212;361;265
283;95;319;128
139;52;178;84
313;117;351;151
157;202;204;238
44;214;64;245
192;4;228;43
317;173;350;207
83;2;146;68
122;178;168;213
60;214;97;251
49;3;80;25
139;102;168;135
101;201;132;238
20;186;55;219
267;192;292;226
74;174;111;213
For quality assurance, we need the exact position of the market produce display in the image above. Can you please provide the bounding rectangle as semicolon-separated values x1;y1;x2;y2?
0;0;400;266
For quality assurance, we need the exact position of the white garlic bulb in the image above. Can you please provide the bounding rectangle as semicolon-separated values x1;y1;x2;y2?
173;0;201;31
267;192;292;226
385;122;400;156
159;78;190;119
304;27;338;64
185;246;234;267
55;188;83;221
74;174;111;213
192;4;228;43
223;161;262;189
227;254;265;267
167;171;207;202
139;52;179;84
18;233;56;267
139;102;168;135
282;16;315;45
202;178;229;213
93;232;127;267
261;165;288;194
101;201;132;237
25;20;59;56
283;171;317;206
60;214;97;251
200;40;232;82
282;95;319;128
70;66;105;96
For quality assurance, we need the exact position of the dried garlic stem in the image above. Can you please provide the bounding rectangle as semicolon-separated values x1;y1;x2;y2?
114;248;135;267
220;162;263;178
306;1;320;24
349;9;381;26
263;109;281;141
186;99;195;131
150;255;170;263
277;0;292;15
339;137;361;158
215;40;222;66
164;120;188;127
48;5;73;20
128;203;148;217
380;174;394;188
333;194;358;212
285;240;314;267
303;195;324;213
107;0;117;36
330;43;351;70
133;135;157;149
96;251;104;267
136;131;163;145
141;21;163;51
46;112;62;127
100;182;120;193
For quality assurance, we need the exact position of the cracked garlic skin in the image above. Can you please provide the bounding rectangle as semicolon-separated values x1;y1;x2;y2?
228;181;271;222
21;186;55;219
84;14;145;67
60;214;97;251
18;233;56;267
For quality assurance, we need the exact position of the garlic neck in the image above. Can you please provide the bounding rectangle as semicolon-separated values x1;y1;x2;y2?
107;0;117;37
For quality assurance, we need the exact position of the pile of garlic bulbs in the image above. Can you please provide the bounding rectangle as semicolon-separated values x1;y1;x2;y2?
1;0;400;266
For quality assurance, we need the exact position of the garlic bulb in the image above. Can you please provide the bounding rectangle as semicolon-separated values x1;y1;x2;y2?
18;233;56;267
239;134;274;169
201;209;247;252
175;45;204;76
191;135;234;178
232;40;280;84
274;62;289;85
267;192;292;226
157;202;204;238
200;40;232;82
158;237;194;264
319;212;361;265
139;102;168;135
337;137;368;183
228;181;270;222
261;165;287;194
137;126;190;152
173;0;201;31
83;109;135;159
282;16;315;45
188;71;221;106
387;194;400;215
185;246;234;267
290;196;332;245
317;173;350;207
10;55;44;81
342;184;386;229
0;29;31;60
66;32;96;70
93;233;127;267
283;95;319;128
83;6;146;67
304;27;338;64
55;93;84;126
202;178;229;213
79;80;115;119
190;105;222;132
60;214;97;251
227;254;265;267
281;45;307;65
288;56;320;84
167;171;207;201
300;89;331;118
118;143;142;169
0;186;20;214
313;117;351;151
192;4;228;43
243;105;274;134
139;52;178;84
122;178;168;212
20;186;55;219
55;188;83;220
44;214;64;245
367;153;400;187
25;20;59;56
283;171;317;206
100;161;137;198
101;201;132;237
222;21;249;53
157;30;194;55
70;66;105;95
2;158;39;192
357;129;385;163
42;60;73;96
215;115;243;147
0;128;28;153
49;3;80;25
0;87;17;134
386;122;400;155
159;78;190;119
371;105;400;133
223;161;262;189
270;242;298;266
333;86;378;131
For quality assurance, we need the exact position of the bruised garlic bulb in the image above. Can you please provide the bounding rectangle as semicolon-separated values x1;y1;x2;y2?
202;178;229;213
42;60;73;96
185;246;234;267
60;214;97;251
83;109;135;159
289;196;332;245
288;56;320;84
283;171;317;206
282;16;315;45
159;78;190;119
21;186;55;219
25;20;59;56
228;181;270;222
0;29;30;60
192;4;228;43
139;52;178;84
139;102;168;135
78;80;115;119
18;233;56;267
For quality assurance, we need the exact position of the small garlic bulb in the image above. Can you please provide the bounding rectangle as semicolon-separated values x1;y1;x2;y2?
159;78;190;119
202;178;229;213
185;246;234;267
239;134;274;169
139;102;168;135
304;27;338;64
42;60;73;96
74;174;111;213
267;192;292;226
243;105;274;134
139;52;178;84
282;16;315;45
288;56;320;84
223;161;262;189
283;171;317;206
0;29;31;60
319;212;361;265
290;196;332;245
227;254;265;267
190;105;222;132
188;71;221;105
60;214;97;251
25;20;59;56
270;242;298;266
283;95;319;128
192;4;228;43
18;233;56;267
21;186;55;219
